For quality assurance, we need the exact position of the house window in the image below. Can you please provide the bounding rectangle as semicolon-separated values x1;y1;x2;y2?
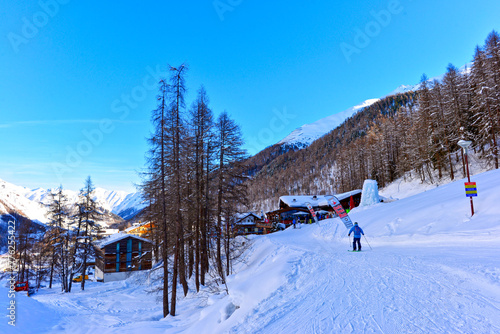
126;238;132;271
116;242;120;272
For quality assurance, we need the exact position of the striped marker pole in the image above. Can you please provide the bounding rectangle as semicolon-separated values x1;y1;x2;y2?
459;140;475;217
465;182;476;216
464;148;474;216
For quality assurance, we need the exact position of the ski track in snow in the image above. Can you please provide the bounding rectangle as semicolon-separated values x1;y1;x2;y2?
219;222;500;334
2;223;499;334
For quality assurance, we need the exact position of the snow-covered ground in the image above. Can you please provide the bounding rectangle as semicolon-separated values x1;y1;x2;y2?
1;169;500;333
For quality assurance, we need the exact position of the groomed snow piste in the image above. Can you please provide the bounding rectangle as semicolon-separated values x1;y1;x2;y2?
1;169;500;333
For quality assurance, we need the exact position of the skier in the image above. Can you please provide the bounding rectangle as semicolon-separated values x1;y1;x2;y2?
348;222;364;251
292;218;296;229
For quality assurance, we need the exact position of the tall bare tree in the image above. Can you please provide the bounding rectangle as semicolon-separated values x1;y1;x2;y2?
188;86;215;291
46;186;71;291
78;176;102;291
215;111;248;279
142;78;171;317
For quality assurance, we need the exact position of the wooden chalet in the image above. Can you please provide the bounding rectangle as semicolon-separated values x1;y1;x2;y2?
267;190;362;227
95;233;153;282
232;212;271;236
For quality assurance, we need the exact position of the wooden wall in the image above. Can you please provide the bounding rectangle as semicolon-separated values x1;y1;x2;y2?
96;237;153;274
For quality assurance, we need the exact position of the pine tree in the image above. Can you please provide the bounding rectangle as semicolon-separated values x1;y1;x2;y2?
188;86;215;291
142;78;171;317
78;176;102;291
67;199;84;292
430;80;455;180
483;31;500;168
14;213;36;285
215;111;248;279
168;64;189;316
46;186;71;292
471;45;499;169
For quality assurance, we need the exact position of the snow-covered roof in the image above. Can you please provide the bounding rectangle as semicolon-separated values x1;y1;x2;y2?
279;190;362;209
125;221;152;232
235;212;260;220
95;232;152;248
233;212;261;225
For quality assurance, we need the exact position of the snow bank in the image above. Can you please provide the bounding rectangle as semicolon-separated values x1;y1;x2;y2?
353;169;500;245
0;282;62;334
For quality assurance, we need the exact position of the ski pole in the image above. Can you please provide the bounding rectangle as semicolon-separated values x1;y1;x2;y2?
363;235;373;250
348;234;351;249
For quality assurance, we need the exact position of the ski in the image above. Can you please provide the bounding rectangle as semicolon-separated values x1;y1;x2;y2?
347;250;362;252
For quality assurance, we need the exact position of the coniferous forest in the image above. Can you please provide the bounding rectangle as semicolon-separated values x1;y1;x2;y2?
245;30;500;211
140;65;249;317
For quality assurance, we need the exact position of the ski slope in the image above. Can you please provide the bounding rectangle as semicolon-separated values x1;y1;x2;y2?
1;169;500;333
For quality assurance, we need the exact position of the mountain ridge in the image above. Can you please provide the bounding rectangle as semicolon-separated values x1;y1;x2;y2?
0;178;146;223
276;63;472;150
277;98;380;148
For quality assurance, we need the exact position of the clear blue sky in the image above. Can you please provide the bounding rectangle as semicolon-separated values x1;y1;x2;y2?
1;0;499;192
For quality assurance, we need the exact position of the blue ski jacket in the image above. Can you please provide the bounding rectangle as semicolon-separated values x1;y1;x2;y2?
348;226;364;238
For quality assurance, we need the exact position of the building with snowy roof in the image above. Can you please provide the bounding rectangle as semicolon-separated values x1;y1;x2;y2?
94;233;153;282
266;190;362;227
278;190;362;211
232;212;271;236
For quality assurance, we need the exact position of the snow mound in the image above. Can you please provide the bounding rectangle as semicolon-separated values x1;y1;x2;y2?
0;284;62;334
359;179;380;206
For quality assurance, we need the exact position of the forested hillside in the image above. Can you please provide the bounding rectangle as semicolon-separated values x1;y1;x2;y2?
246;31;500;212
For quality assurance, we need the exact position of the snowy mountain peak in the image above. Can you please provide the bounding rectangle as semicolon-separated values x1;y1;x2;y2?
388;84;418;96
0;179;146;222
0;179;49;225
278;63;473;150
278;98;380;148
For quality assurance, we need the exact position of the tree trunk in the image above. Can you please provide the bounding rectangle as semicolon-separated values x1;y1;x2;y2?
170;243;179;316
49;248;55;289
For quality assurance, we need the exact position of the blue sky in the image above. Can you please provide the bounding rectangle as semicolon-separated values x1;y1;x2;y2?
1;0;499;192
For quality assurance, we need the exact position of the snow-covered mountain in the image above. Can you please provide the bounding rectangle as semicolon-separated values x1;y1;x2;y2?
0;178;146;223
0;179;49;225
110;192;146;220
24;186;145;217
278;63;473;149
278;98;380;148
